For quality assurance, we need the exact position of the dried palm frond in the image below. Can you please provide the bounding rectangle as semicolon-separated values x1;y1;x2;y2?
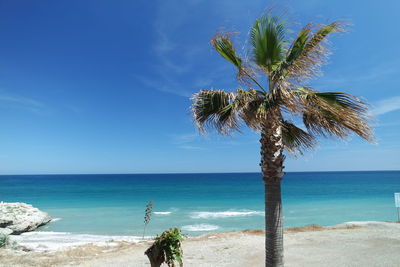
283;22;345;82
191;89;239;135
239;89;281;131
281;120;316;154
294;87;373;141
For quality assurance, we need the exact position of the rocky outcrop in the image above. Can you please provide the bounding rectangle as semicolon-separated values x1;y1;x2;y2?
0;202;52;235
0;227;13;235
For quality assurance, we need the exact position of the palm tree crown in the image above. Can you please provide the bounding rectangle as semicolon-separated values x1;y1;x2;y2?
192;15;372;150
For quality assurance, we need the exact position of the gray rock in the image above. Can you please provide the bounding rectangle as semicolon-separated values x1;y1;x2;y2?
0;203;52;235
0;219;12;228
0;228;13;235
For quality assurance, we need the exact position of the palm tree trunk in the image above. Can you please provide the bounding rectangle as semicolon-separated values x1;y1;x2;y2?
264;179;283;267
260;112;285;267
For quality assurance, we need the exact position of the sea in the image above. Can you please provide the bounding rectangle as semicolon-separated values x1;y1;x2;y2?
1;171;399;249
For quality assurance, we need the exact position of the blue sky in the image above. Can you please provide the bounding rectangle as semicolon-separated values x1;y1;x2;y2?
0;0;399;174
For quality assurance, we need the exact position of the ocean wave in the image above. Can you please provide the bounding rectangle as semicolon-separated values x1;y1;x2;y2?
51;218;62;222
10;232;146;252
181;224;219;231
190;210;264;219
154;211;172;215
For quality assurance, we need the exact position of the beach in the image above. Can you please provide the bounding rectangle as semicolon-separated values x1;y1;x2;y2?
1;221;399;267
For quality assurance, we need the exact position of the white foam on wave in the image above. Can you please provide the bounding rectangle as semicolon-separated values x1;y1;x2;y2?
190;210;264;219
154;211;172;215
181;224;219;231
10;231;147;252
51;218;62;222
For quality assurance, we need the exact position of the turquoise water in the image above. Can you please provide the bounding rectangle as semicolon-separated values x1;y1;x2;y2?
0;171;399;236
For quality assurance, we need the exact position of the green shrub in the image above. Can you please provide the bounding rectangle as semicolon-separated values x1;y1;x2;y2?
145;227;185;267
0;234;10;248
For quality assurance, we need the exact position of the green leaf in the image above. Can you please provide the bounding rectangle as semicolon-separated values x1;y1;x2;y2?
211;34;242;69
151;228;184;267
285;27;311;64
250;14;287;72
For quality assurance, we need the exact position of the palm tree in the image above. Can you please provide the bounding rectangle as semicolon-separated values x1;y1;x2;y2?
191;14;373;267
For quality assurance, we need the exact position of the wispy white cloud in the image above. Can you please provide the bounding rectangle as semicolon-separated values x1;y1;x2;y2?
373;121;400;128
138;0;269;98
178;145;205;150
312;59;400;91
170;132;206;150
134;74;191;98
372;96;400;116
170;133;199;144
0;94;43;107
0;93;45;113
65;105;82;114
170;131;257;151
154;31;176;54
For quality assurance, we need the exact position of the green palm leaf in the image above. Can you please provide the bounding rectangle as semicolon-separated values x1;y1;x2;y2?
285;26;311;64
250;15;286;73
211;34;266;91
211;33;243;69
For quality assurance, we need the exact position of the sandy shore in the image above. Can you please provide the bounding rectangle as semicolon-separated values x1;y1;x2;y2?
1;221;399;267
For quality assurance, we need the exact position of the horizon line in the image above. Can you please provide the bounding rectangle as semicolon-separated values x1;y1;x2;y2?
1;169;399;176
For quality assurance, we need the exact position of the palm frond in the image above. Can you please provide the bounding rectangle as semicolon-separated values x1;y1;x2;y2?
211;33;261;88
281;120;316;154
294;87;373;141
285;26;311;64
211;33;243;69
271;81;300;113
250;15;287;73
239;90;281;131
283;21;344;81
191;90;239;135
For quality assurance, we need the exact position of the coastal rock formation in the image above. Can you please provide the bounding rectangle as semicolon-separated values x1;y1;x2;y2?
0;202;52;235
0;228;13;235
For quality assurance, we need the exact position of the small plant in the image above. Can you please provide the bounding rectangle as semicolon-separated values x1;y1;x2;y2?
145;228;184;267
0;234;10;248
143;200;153;239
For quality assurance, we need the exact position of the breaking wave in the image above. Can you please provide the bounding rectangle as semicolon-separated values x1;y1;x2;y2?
10;231;145;252
154;211;172;215
190;210;264;219
181;224;219;231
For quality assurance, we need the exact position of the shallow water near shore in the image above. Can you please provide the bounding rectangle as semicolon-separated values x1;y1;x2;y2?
1;171;399;237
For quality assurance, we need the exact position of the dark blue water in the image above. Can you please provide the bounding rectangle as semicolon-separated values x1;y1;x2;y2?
0;171;399;236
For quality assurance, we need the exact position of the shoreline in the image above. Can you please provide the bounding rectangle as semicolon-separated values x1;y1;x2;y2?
1;221;400;266
7;220;399;253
